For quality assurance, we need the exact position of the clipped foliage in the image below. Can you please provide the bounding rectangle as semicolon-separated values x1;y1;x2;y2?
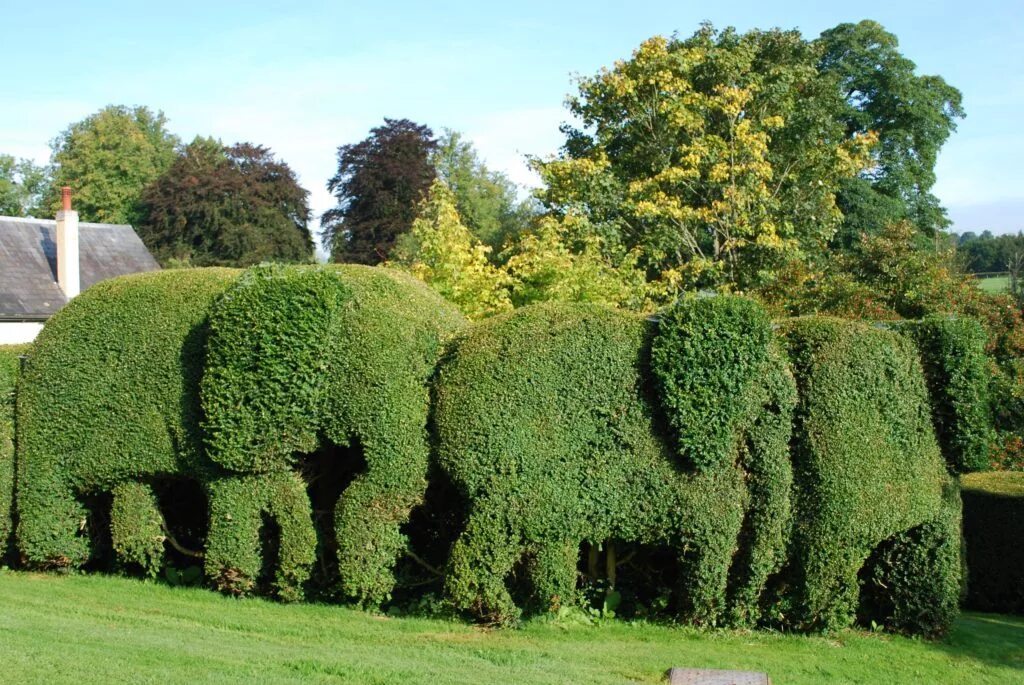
778;317;958;633
0;344;28;559
651;295;773;472
201;263;467;605
16;269;237;569
961;472;1024;615
110;481;165;578
205;471;317;603
858;480;963;637
899;315;994;473
9;270;318;600
435;297;795;626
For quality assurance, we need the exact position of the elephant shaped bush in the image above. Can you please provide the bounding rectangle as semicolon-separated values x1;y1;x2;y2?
779;317;961;636
200;263;466;605
433;296;796;625
0;344;27;559
15;269;317;599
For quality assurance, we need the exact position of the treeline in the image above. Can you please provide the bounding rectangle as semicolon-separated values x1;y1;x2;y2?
953;231;1024;274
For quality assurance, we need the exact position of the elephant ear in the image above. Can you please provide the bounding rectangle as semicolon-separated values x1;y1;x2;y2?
650;294;773;472
202;264;352;473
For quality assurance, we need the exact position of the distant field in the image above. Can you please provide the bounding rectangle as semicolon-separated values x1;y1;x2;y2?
976;275;1011;294
1;572;1023;684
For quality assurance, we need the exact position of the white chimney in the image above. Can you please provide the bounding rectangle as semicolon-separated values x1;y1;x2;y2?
55;186;80;299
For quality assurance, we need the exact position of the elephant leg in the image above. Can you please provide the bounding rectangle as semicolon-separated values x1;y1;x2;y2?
110;481;164;577
264;471;317;602
679;511;744;627
859;485;962;637
446;497;524;625
529;539;579;614
15;474;90;568
205;476;262;596
795;540;864;631
331;427;429;607
205;472;316;600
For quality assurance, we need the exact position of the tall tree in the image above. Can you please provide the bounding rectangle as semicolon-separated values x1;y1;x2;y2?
0;155;48;217
137;138;313;267
321;118;437;264
817;20;965;243
46;105;180;224
536;25;871;292
432;130;534;251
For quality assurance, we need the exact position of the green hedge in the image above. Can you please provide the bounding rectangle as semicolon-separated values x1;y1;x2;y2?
778;317;959;635
201;264;466;606
13;271;259;575
899;316;994;473
961;472;1024;615
0;344;28;561
434;296;795;626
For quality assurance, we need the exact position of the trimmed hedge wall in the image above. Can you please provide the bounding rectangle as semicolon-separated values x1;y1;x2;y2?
961;472;1024;615
778;317;959;634
899;316;994;473
434;296;796;626
0;344;28;560
201;264;466;605
4;269;979;637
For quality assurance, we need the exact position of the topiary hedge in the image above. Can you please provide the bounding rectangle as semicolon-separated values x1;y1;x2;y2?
778;317;960;635
961;471;1024;615
12;269;320;600
899;315;994;473
16;269;237;570
0;344;28;561
434;296;796;626
201;263;467;605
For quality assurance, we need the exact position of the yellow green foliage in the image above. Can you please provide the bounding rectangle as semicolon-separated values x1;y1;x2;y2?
395;180;512;319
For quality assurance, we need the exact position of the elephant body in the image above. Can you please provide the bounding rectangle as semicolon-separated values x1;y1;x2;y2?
14;268;316;597
200;264;467;604
433;299;796;625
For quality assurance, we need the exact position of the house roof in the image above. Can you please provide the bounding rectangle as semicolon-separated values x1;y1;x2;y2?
0;216;160;321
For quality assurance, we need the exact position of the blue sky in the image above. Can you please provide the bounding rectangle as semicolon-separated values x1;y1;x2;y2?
2;0;1022;234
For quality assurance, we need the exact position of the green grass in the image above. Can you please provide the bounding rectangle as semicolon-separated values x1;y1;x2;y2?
0;572;1022;683
962;470;1024;497
976;276;1010;294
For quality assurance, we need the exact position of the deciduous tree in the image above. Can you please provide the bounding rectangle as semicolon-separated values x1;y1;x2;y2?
137;138;313;267
535;26;872;294
817;20;965;242
46;105;179;224
321;119;437;264
0;155;48;217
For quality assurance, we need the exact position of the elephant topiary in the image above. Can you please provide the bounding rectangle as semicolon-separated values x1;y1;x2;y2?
432;296;796;625
778;317;961;636
15;269;317;599
200;263;467;605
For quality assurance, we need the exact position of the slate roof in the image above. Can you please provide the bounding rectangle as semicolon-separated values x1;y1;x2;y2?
0;216;160;320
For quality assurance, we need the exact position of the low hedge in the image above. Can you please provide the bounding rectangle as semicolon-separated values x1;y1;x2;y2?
0;344;28;560
961;471;1024;614
899;316;994;473
778;317;959;635
434;296;795;626
201;264;466;606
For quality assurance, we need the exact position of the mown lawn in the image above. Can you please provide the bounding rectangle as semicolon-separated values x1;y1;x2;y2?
0;571;1021;684
976;275;1011;294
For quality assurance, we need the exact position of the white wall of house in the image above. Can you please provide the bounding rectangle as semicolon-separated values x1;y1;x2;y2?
0;322;44;345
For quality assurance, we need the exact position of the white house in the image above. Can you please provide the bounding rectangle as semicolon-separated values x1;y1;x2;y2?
0;188;160;344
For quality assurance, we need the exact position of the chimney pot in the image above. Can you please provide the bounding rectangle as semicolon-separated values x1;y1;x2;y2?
61;186;72;211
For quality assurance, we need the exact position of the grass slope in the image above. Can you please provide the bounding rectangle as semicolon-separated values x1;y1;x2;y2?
0;573;1021;684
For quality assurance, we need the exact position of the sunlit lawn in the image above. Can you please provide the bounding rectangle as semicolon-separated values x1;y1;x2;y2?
0;571;1021;684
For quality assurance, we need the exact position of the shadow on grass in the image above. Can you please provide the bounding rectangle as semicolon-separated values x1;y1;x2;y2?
931;612;1024;671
